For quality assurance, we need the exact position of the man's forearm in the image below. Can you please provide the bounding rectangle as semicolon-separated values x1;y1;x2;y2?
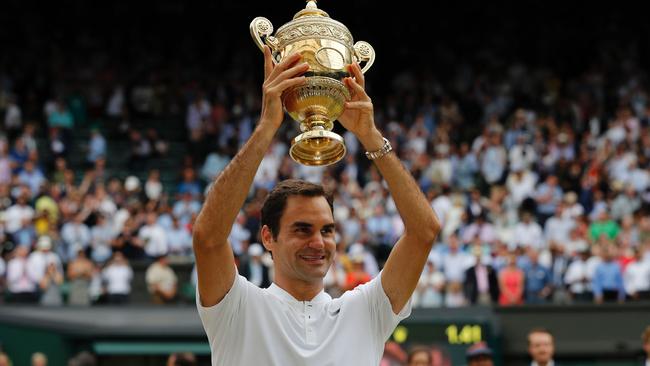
194;121;278;243
358;129;440;242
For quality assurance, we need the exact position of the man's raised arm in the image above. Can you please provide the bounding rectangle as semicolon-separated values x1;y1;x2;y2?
193;47;308;307
339;63;441;314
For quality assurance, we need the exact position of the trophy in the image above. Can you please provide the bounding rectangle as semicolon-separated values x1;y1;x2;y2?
250;0;375;166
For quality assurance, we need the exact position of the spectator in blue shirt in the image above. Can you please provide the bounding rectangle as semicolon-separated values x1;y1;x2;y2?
592;245;625;304
523;248;552;304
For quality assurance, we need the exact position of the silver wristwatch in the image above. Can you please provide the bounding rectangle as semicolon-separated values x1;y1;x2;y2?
365;137;393;160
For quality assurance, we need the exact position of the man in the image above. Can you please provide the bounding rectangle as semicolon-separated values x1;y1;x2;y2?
193;46;440;365
528;328;556;366
466;341;494;366
464;245;500;305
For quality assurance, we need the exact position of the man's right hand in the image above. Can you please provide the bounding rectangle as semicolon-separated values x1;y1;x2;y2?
259;46;309;128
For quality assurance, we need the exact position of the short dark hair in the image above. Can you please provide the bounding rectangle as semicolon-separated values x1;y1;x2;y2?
528;327;553;345
407;345;431;364
642;325;650;345
261;179;333;239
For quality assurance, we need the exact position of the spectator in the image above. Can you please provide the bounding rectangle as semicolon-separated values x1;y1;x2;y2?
31;352;47;366
344;253;372;290
6;246;39;303
86;128;106;165
466;341;494;366
527;328;555;366
534;175;563;225
514;211;544;250
4;192;34;236
464;245;499;306
102;251;133;304
166;216;193;256
61;213;91;262
176;166;202;199
138;212;169;259
623;247;650;301
498;252;525;306
39;262;63;306
17;160;45;198
592;245;625;304
167;352;197;366
589;209;620;242
27;236;63;290
89;214;114;264
406;345;432;366
144;169;163;202
0;352;12;366
523;248;552;304
145;253;178;304
66;246;95;306
564;246;594;303
413;258;445;308
239;243;271;288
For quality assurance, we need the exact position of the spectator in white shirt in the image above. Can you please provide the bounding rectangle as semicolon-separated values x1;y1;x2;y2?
4;193;34;235
441;232;473;284
102;251;133;304
26;236;63;288
514;211;545;250
564;247;593;303
623;248;650;301
6;246;39;303
138;212;169;259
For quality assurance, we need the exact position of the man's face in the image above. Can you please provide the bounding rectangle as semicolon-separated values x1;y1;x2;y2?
263;195;336;285
528;332;554;364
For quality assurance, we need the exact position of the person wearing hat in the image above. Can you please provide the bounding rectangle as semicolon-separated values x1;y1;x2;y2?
193;46;441;365
466;341;494;366
239;243;271;288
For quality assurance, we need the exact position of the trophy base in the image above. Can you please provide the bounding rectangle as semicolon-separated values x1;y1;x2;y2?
290;129;346;166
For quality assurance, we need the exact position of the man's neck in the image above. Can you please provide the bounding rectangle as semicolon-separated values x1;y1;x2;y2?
274;275;324;301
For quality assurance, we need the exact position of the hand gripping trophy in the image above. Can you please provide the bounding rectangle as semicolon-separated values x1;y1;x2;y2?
250;1;375;166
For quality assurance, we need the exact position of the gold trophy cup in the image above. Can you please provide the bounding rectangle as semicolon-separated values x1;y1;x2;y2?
251;0;375;166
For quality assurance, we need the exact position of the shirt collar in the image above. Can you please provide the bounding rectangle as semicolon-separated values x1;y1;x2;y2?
267;283;331;304
531;361;555;366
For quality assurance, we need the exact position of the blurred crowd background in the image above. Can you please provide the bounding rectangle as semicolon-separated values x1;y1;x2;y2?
1;0;649;308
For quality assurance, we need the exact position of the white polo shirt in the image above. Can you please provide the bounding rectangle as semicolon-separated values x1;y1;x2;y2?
197;271;411;366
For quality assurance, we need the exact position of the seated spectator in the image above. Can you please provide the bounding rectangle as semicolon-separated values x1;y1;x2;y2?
61;213;91;262
89;214;114;264
138;212;169;259
145;253;178;304
27;236;63;290
144;169;163;202
102;251;133;304
589;209;620;242
564;245;593;303
176;167;202;199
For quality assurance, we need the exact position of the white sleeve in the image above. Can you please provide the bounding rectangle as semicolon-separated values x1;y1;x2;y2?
196;269;250;344
354;271;412;341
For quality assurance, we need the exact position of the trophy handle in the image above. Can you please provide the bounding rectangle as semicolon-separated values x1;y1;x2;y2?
250;17;281;64
353;41;375;74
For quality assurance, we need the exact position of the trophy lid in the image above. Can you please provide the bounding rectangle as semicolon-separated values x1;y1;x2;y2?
293;0;330;19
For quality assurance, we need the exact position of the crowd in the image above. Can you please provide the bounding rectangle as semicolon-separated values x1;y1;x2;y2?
2;8;650;308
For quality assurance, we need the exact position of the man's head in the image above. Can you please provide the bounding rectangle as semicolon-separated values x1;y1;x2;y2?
260;179;335;284
406;346;431;366
466;342;494;366
528;328;554;365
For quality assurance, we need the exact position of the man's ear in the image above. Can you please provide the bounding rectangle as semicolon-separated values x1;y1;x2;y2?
260;225;275;252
